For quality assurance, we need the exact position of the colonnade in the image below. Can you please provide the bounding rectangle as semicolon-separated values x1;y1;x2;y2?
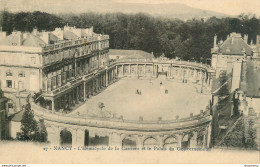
45;120;211;148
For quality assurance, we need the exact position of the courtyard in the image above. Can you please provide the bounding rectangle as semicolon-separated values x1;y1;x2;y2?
69;77;211;121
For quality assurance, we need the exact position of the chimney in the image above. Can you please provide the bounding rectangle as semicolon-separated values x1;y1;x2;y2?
214;34;217;48
250;40;253;45
244;34;248;44
17;32;23;46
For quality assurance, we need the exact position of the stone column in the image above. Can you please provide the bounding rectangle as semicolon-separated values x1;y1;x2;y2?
136;135;143;147
51;98;55;112
206;124;212;148
110;132;122;147
45;78;48;91
177;134;182;147
109;133;113;146
129;64;131;76
202;130;207;148
75;61;77;77
152;64;155;77
76;129;85;146
106;70;108;86
189;131;198;147
136;64;139;76
47;126;60;145
115;66;118;77
144;64;146;77
83;81;86;101
71;129;77;146
158;135;164;147
121;64;124;77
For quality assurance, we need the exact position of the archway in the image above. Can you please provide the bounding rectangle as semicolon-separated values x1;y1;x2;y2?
143;137;158;147
163;136;178;148
122;136;137;148
60;129;72;145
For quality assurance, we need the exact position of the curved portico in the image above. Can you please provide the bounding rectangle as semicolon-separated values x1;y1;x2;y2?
32;58;214;148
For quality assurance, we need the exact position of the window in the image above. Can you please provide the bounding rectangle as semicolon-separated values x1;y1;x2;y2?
18;72;25;77
8;103;13;109
6;80;12;88
6;71;13;76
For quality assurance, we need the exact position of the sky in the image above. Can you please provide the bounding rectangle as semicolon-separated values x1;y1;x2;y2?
114;0;260;16
0;0;259;16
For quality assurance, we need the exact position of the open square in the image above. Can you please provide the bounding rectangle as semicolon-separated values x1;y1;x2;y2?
70;77;211;121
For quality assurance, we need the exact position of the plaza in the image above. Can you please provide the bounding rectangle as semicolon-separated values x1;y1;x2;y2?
70;77;211;121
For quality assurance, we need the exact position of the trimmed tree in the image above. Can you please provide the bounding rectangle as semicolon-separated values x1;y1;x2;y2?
20;101;47;142
20;102;38;138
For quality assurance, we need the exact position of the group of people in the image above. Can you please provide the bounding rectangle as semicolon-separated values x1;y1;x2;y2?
136;89;142;95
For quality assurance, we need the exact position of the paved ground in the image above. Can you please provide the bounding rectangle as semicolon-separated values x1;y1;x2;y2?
70;77;211;121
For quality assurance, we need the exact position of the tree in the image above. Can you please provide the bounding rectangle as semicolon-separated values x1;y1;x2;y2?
20;101;48;142
98;102;105;111
20;102;38;138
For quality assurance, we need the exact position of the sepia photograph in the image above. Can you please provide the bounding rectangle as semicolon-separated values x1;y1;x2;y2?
0;0;259;165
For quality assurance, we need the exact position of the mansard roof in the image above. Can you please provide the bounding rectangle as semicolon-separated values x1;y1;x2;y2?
217;33;253;56
63;30;80;40
0;32;46;47
22;34;46;47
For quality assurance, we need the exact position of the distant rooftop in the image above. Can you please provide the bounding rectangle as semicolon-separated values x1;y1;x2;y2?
109;49;154;59
0;25;106;48
213;32;253;56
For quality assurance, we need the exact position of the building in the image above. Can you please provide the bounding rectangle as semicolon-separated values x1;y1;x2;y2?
0;89;8;140
0;25;110;114
211;32;259;78
0;26;214;147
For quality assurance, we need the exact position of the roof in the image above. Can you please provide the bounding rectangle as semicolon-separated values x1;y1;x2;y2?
9;111;24;122
63;30;80;40
0;33;46;47
217;34;253;56
23;34;46;47
49;33;60;42
109;49;154;59
0;97;8;103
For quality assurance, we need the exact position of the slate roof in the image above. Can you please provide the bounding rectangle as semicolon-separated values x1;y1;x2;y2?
109;49;154;59
63;31;80;40
0;33;46;47
217;34;253;56
23;34;46;47
9;111;24;122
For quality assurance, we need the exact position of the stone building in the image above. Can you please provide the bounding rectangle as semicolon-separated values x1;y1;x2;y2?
211;32;259;78
0;25;110;114
0;89;8;140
